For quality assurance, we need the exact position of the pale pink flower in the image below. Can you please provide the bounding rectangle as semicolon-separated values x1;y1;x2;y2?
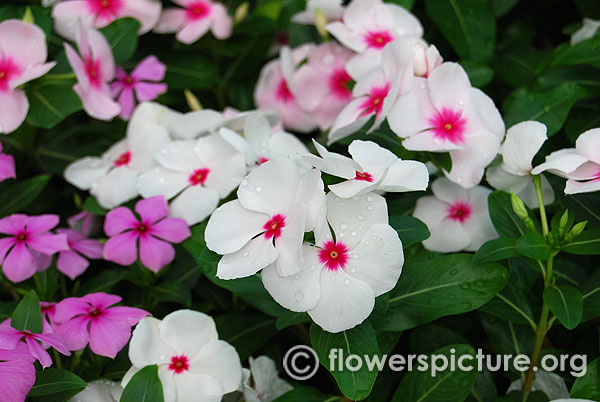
0;20;56;134
0;321;70;368
292;0;344;25
41;302;58;334
65;26;121;120
154;0;232;44
254;44;318;133
0;214;69;282
54;292;149;358
52;0;162;41
0;143;16;182
388;62;505;188
291;42;354;130
103;196;191;272
56;228;103;280
111;55;167;120
0;342;36;402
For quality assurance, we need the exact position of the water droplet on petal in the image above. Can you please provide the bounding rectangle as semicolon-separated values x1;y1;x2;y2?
344;279;351;286
243;251;250;257
353;254;359;259
420;82;426;89
350;267;356;273
367;205;373;211
366;196;373;202
357;213;365;220
340;222;349;230
241;179;248;186
358;225;363;230
396;28;404;35
256;186;262;192
295;291;304;301
310;264;318;271
351;231;357;236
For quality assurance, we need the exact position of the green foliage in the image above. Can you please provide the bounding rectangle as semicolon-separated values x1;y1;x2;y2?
28;369;87;402
120;365;164;402
11;290;42;333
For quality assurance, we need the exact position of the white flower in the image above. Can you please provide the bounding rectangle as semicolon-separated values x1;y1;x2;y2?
571;18;600;45
205;158;325;279
413;177;497;253
69;379;122;402
123;310;242;402
486;121;554;208
507;370;569;400
262;192;404;333
241;356;293;402
137;131;246;225
304;139;429;198
292;0;345;24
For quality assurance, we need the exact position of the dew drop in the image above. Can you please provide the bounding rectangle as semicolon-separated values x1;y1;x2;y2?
357;213;365;220
462;302;472;310
448;294;456;299
255;186;262;192
335;197;341;202
158;177;165;184
295;291;304;301
310;264;318;271
358;225;363;230
159;355;166;361
396;28;404;35
344;279;351;286
366;196;373;202
340;222;349;230
351;231;357;236
331;275;336;280
350;268;357;273
365;241;370;246
420;82;426;89
154;167;160;173
372;235;378;240
459;283;470;290
243;251;249;257
353;254;359;259
367;205;373;211
241;179;248;186
340;201;345;206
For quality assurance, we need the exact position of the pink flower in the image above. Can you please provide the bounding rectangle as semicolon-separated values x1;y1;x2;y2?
0;342;36;402
68;211;101;236
0;321;70;368
56;228;103;280
54;292;149;358
0;214;69;282
110;55;167;120
52;0;162;41
103;196;191;272
41;302;58;334
65;26;121;120
154;0;232;44
0;142;16;182
0;20;56;134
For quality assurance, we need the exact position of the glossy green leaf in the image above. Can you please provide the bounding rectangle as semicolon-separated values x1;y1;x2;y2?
0;175;50;216
516;231;552;261
28;369;87;402
473;237;519;264
543;284;583;329
388;215;430;248
120;365;164;402
99;18;140;64
12;290;42;333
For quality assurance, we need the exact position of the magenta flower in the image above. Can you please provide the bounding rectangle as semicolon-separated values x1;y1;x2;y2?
0;342;36;402
154;0;233;44
65;26;121;120
54;292;149;358
0;20;56;134
103;196;191;272
68;210;100;236
0;214;69;282
56;228;103;280
0;143;16;183
110;55;167;120
41;302;57;334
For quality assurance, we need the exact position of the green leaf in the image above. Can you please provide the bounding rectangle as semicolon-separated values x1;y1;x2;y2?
275;311;310;330
78;269;129;295
12;290;42;333
490;0;519;17
99;18;140;64
83;196;107;216
151;281;191;307
120;365;164;402
425;0;495;61
571;358;600;400
164;53;219;90
26;80;82;129
310;321;380;401
459;60;494;87
372;254;509;331
473;237;519;264
562;228;600;254
480;313;533;358
391;344;478;402
543;285;583;330
388;215;430;248
581;269;600;321
215;312;277;360
273;387;337;402
0;175;50;216
488;191;537;238
552;35;600;68
28;369;87;402
516;231;552;260
502;82;587;136
480;283;535;326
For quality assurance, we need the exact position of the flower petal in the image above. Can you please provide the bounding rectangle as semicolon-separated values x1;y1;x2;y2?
2;243;36;283
27;233;69;255
168;184;220;226
57;250;89;280
0;89;28;134
128;316;176;368
89;316;132;358
0;359;36;402
188;340;241;393
160;310;218;358
103;231;139;266
139;235;175;272
136;196;169;224
501;121;547;175
104;206;138;236
216;236;279;280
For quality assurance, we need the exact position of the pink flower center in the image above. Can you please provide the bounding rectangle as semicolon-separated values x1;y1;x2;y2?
447;201;472;223
120;75;136;88
85;57;103;88
275;78;294;103
87;0;123;21
136;223;150;234
114;151;132;167
169;355;190;374
189;168;210;186
88;307;103;318
263;214;286;240
185;1;211;20
364;30;394;49
258;157;269;165
0;58;20;92
428;108;467;145
328;69;352;99
319;240;349;271
360;83;390;116
15;232;29;243
354;170;374;182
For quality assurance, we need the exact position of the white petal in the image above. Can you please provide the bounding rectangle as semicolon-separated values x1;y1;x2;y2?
485;165;530;194
129;317;176;368
274;199;305;277
501;121;547;175
378;160;429;192
422;219;470;253
412;196;448;231
446;130;500;188
575;127;600;164
169;110;225;140
329;178;381;199
169;186;220;226
402;130;463;152
531;149;588;176
188;340;242;393
249;356;292;400
327;98;371;145
431;177;469;204
469;88;505;139
268;132;312;173
217;236;279;279
199;134;246;197
156;141;202;172
160;310;218;358
64;157;110;190
299;169;326;233
302;139;359;179
428;62;471;112
565;178;600;194
387;78;434;139
462;211;497;252
172;372;223;402
137;167;189;199
91;167;138;209
348;140;398;171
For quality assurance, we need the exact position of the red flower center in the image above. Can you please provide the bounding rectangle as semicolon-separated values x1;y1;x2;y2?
360;83;390;116
0;58;20;92
15;232;28;242
428;107;467;145
354;170;374;182
168;355;190;374
364;30;394;49
84;57;103;88
263;214;286;240
447;201;472;223
319;240;349;271
114;151;132;167
88;0;123;18
258;157;269;165
189;168;210;186
328;69;352;99
88;307;102;317
136;223;149;233
275;79;294;103
186;1;210;20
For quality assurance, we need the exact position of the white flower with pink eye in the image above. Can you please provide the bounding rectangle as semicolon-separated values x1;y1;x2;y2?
486;121;554;208
262;192;404;333
328;41;414;145
205;158;325;279
532;128;600;194
154;0;232;44
388;62;505;188
64;26;121;121
52;0;162;41
0;20;56;134
291;0;344;25
412;41;442;77
413;177;497;253
241;356;293;402
137;131;246;225
304;139;429;198
123;310;241;402
291;42;354;131
253;44;318;133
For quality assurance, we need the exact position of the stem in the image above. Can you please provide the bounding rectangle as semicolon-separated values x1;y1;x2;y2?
53;349;63;369
532;175;549;236
42;72;76;81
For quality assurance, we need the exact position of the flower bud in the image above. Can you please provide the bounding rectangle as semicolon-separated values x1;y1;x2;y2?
22;7;34;24
184;89;202;111
558;210;569;235
413;42;442;77
569;221;587;238
234;2;249;24
511;193;529;220
315;8;328;39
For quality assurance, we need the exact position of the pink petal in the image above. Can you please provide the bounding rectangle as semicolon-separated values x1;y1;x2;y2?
0;341;35;363
34;333;71;356
103;306;149;326
135;196;169;224
117;86;136;120
51;0;96;41
0;359;36;402
0;20;48;68
210;3;233;39
10;62;56;89
0;326;23;350
65;43;90;92
0;153;16;182
57;250;89;280
53;298;90;323
2;243;36;283
33;250;52;272
0;89;28;135
176;18;211;44
151;217;190;243
86;29;115;81
54;315;91;351
104;206;138;236
110;79;126;98
131;55;166;81
25;214;59;234
82;292;122;310
27;233;69;255
134;82;167;102
103;231;139;266
154;8;187;33
73;83;121;121
0;214;27;235
118;0;163;34
0;237;15;264
89;316;131;358
25;336;52;368
139;235;175;272
70;237;103;259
